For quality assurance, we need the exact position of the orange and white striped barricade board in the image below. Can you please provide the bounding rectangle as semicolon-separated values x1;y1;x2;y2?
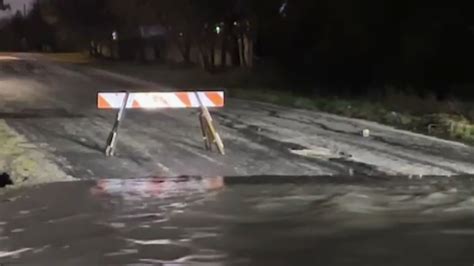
98;91;224;109
98;91;225;157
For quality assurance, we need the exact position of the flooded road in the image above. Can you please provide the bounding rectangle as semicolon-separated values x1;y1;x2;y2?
1;176;474;265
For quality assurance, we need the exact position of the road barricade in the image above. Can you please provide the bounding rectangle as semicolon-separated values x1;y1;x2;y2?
97;91;225;157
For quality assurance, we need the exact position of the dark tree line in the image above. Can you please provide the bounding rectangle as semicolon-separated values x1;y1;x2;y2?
256;1;474;97
107;0;259;68
1;0;474;98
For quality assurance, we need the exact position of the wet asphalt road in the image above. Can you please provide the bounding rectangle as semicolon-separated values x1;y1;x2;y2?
1;53;474;181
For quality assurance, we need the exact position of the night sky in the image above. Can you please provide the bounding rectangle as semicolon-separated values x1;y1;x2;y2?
0;0;33;18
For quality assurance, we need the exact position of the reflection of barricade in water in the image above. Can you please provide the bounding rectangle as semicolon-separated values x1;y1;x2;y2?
97;91;225;157
92;177;225;199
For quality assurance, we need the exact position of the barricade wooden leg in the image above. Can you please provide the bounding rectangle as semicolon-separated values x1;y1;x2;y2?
105;92;130;157
205;115;224;155
195;92;225;155
199;108;225;155
199;113;211;151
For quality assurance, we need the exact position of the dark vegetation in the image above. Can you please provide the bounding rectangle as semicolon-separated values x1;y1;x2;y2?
1;1;474;141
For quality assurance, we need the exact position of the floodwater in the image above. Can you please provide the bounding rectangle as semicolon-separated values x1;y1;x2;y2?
1;175;474;265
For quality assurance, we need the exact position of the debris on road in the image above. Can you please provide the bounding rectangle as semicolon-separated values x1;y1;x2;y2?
362;129;370;138
0;173;12;188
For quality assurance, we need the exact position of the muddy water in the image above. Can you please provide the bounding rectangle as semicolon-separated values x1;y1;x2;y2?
1;176;474;265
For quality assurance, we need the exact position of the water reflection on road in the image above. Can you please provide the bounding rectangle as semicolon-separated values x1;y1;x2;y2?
1;176;474;265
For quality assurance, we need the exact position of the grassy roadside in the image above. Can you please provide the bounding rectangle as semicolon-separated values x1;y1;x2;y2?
0;120;72;190
32;52;96;64
229;88;474;144
38;52;474;145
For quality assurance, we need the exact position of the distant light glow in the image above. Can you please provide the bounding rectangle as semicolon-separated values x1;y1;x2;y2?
279;1;288;17
215;25;221;34
0;56;20;61
112;31;118;40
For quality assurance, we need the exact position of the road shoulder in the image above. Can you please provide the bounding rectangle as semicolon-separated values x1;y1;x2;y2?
0;120;72;190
